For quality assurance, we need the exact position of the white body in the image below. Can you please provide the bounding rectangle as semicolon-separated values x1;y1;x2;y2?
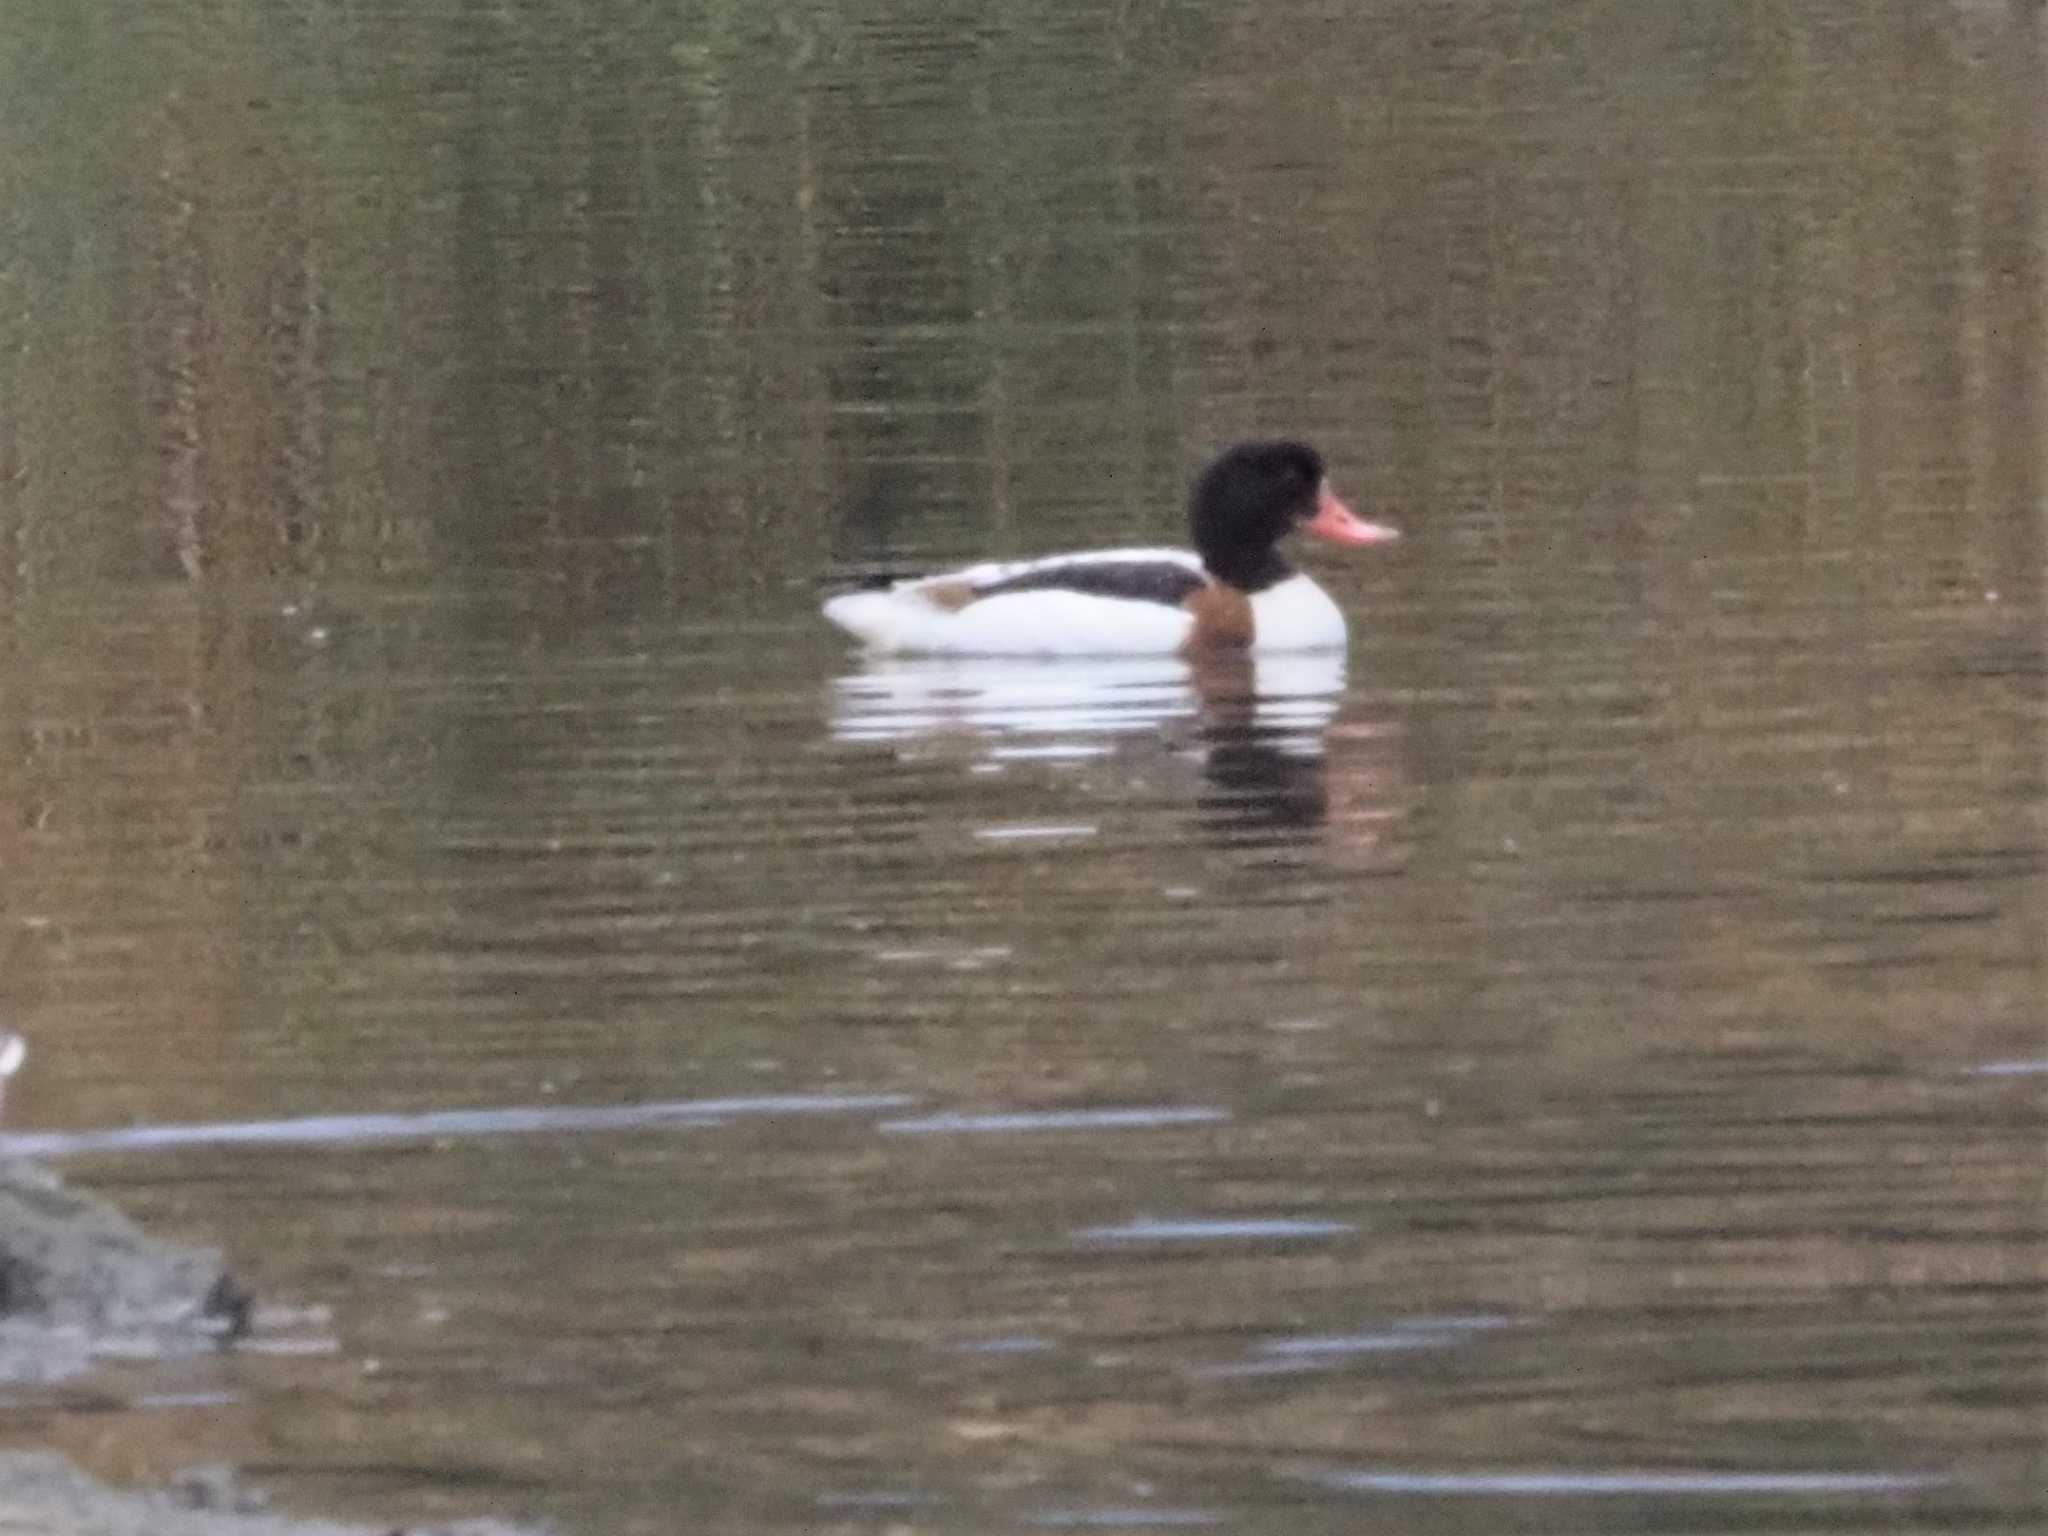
823;549;1349;656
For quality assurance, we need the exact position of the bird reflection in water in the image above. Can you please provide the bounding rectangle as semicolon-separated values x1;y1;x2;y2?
829;649;1401;854
1182;650;1335;839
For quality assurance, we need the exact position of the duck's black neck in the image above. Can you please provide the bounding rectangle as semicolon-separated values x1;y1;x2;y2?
1201;544;1294;594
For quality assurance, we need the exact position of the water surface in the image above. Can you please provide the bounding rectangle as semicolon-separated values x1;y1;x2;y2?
1;2;2042;1532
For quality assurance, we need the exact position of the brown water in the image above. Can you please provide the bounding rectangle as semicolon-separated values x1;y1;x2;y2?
1;2;2044;1531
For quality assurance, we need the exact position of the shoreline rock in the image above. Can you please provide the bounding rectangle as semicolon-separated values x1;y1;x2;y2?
0;1157;248;1384
0;1159;547;1536
0;1451;543;1536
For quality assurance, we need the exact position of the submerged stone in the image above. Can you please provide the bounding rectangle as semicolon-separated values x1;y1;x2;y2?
0;1158;249;1382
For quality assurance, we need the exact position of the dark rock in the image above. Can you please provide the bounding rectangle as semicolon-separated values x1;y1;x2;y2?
0;1157;244;1381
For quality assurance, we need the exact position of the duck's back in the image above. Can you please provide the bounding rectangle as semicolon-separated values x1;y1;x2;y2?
824;548;1207;656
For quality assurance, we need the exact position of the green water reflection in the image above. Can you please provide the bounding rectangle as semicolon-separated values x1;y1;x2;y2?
0;2;2041;1532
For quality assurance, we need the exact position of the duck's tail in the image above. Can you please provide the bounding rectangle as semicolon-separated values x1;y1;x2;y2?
822;587;918;650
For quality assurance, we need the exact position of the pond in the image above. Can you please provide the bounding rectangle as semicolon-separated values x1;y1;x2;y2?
0;2;2042;1532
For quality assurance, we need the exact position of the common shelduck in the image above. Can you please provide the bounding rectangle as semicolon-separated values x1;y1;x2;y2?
822;441;1398;656
0;1029;21;1122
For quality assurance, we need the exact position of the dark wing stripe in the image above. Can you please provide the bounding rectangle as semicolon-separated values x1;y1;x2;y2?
971;560;1207;608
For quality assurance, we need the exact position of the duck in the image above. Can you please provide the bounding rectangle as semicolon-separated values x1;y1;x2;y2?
0;1030;21;1122
822;441;1399;656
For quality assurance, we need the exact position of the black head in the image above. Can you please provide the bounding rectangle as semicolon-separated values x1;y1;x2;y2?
1187;440;1327;591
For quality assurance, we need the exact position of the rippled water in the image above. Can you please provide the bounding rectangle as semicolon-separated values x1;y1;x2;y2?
2;1;2044;1532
